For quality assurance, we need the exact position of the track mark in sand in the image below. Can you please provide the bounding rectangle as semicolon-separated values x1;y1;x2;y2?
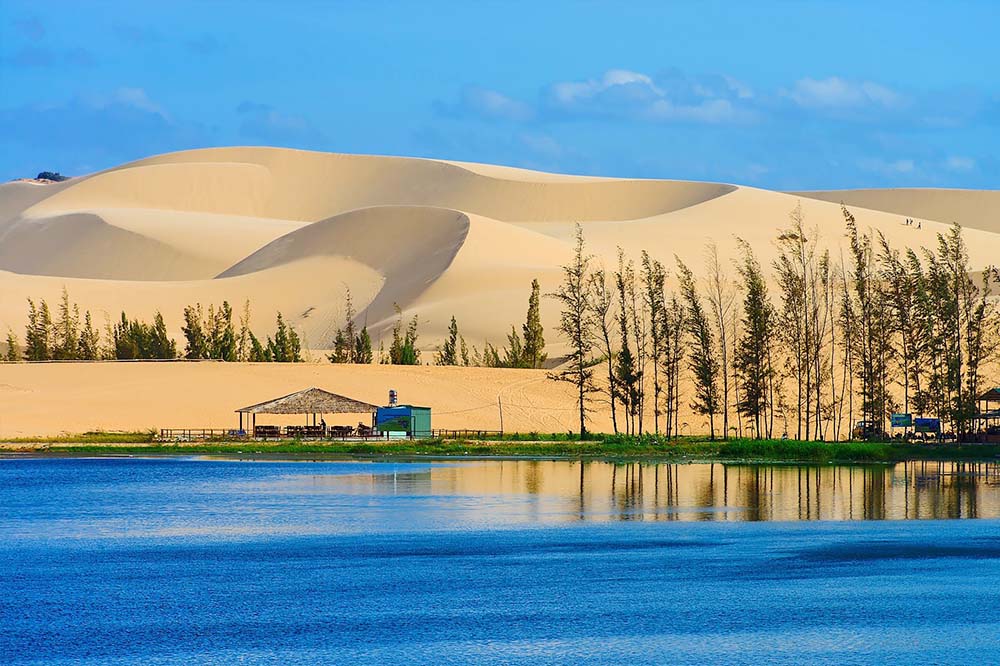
496;374;574;432
0;383;34;394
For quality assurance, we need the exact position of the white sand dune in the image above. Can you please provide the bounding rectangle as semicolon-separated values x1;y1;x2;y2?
119;148;738;222
2;147;999;356
794;188;1000;234
0;179;75;225
0;212;219;280
220;205;472;340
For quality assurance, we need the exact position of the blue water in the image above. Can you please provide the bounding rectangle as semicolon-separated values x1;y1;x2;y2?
3;458;1000;664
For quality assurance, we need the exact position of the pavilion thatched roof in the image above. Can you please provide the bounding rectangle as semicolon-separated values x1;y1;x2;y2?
978;387;1000;402
236;387;378;415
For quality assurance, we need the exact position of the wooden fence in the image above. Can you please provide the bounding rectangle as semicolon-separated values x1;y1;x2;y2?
158;428;504;442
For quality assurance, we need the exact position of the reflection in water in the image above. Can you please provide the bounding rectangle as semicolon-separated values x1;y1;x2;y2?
6;457;1000;665
336;460;1000;521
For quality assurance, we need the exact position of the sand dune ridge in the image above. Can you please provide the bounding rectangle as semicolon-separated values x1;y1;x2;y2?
1;147;998;352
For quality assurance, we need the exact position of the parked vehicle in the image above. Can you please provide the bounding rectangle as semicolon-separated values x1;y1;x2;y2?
852;421;889;441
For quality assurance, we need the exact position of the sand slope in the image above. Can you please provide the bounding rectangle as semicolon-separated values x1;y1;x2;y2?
220;205;471;339
0;212;219;280
794;188;1000;234
2;147;999;354
0;362;579;437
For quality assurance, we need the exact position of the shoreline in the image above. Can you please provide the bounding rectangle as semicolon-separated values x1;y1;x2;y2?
4;436;1000;464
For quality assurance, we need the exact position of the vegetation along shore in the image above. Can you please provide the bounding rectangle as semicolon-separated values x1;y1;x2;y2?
4;431;1000;464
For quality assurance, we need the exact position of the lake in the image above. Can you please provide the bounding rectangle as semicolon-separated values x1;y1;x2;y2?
2;457;1000;664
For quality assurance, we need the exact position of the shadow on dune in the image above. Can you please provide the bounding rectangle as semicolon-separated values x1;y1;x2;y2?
0;212;217;280
218;205;471;335
117;147;739;222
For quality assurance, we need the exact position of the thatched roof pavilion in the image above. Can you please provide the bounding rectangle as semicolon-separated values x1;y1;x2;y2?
235;387;379;433
976;388;1000;435
237;387;377;415
977;387;1000;403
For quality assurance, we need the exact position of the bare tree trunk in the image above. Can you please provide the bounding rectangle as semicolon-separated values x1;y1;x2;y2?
732;307;743;438
766;346;776;439
706;243;733;440
829;278;839;441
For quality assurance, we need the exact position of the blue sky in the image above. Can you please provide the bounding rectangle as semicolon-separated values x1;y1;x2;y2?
1;1;998;188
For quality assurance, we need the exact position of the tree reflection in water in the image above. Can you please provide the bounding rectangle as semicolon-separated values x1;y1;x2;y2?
355;460;1000;522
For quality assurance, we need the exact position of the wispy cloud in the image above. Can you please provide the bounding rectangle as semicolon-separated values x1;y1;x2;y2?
112;22;223;56
0;88;212;177
548;69;661;108
426;65;998;187
944;155;976;172
113;23;163;45
4;45;96;68
439;68;988;135
543;68;756;124
435;86;534;122
858;157;916;177
186;34;223;55
518;132;563;159
109;88;171;120
438;68;757;125
462;87;533;122
236;101;327;147
3;15;94;68
783;77;903;110
11;16;45;41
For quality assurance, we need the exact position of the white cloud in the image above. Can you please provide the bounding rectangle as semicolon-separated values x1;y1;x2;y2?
434;86;534;122
722;75;754;100
890;159;915;173
0;90;212;178
545;68;754;124
236;101;327;147
944;155;976;172
440;69;935;133
72;87;171;122
859;157;916;176
549;69;661;107
461;87;533;122
784;77;902;109
112;88;169;119
439;68;759;126
645;98;742;123
519;132;562;158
